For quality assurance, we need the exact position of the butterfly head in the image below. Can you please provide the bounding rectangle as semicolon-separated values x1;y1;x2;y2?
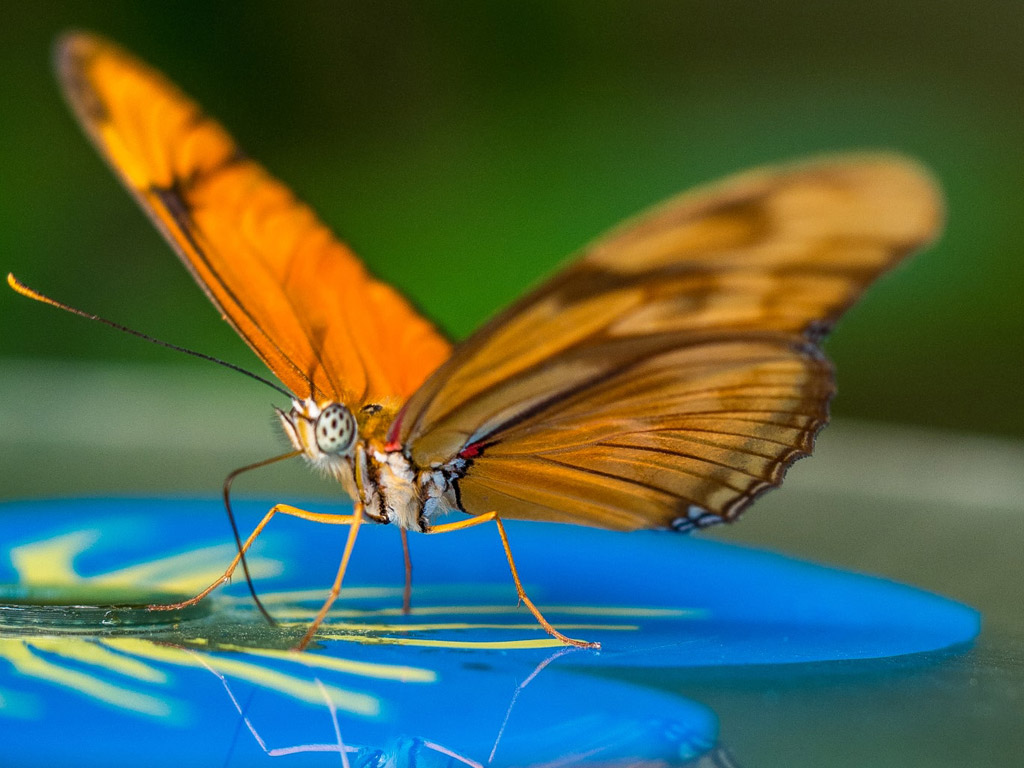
276;397;434;530
277;399;360;478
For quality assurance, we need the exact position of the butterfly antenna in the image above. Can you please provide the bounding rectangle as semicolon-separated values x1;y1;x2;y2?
8;273;293;398
223;451;301;626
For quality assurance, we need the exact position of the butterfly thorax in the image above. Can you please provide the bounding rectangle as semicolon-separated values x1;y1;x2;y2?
276;398;456;532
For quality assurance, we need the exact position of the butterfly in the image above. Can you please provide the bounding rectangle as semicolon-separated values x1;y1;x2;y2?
12;32;942;650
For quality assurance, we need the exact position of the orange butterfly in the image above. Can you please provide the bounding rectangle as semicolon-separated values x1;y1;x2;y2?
11;32;943;650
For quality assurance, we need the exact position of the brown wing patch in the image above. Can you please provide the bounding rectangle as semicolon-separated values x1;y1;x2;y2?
56;32;451;404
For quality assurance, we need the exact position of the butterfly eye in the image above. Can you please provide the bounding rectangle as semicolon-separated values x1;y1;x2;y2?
314;404;358;456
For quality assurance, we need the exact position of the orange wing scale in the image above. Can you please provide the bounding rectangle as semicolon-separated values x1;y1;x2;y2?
56;33;450;405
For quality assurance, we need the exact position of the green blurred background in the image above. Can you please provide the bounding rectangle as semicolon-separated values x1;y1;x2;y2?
2;9;1023;763
1;1;1021;437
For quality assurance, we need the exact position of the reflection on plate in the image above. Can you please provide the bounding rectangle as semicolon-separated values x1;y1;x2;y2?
0;498;978;766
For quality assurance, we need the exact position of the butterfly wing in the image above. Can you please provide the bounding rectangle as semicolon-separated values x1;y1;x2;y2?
56;32;451;405
396;156;942;530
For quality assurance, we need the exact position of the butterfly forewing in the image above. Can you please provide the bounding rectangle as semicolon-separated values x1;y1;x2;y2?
398;156;942;529
56;32;451;405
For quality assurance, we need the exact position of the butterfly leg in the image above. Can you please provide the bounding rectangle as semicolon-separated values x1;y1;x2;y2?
427;513;600;649
293;503;365;651
148;503;360;612
400;528;413;615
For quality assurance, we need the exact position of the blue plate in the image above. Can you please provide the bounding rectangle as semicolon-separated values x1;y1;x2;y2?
0;498;978;766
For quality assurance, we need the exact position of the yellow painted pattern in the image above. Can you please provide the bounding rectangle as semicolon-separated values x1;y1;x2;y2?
0;639;172;717
1;526;691;721
316;635;570;650
28;637;167;683
9;528;280;592
303;622;634;633
268;603;700;619
101;639;381;717
82;543;282;592
10;531;99;585
209;644;436;683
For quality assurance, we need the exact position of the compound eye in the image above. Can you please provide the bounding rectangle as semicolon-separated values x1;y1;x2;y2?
314;404;357;456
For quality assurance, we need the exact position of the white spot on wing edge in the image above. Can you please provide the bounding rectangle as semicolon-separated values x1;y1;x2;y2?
669;504;724;533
